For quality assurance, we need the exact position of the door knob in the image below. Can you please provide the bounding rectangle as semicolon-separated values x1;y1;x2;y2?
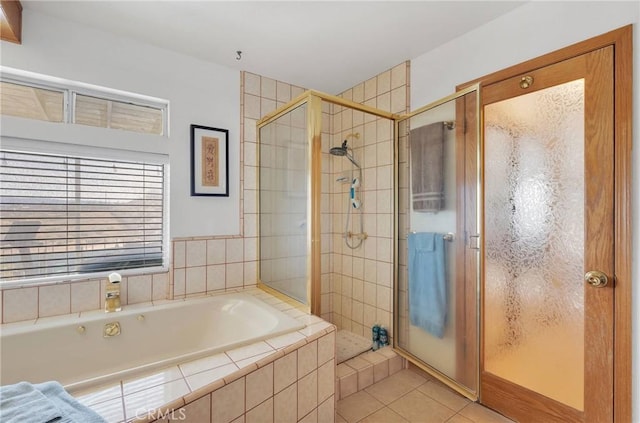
584;270;608;287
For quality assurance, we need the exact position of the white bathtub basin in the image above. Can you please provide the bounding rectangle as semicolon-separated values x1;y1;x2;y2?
0;292;304;390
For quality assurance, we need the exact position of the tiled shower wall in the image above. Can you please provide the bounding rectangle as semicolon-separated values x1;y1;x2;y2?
326;62;410;342
0;72;304;324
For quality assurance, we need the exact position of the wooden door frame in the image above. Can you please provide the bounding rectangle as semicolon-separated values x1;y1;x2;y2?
457;25;633;422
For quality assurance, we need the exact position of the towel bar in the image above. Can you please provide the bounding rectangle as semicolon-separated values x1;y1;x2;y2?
408;231;455;241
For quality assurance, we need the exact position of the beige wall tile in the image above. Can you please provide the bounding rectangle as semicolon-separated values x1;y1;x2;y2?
391;62;407;90
128;275;153;304
298;340;318;378
276;81;291;103
186;266;207;295
2;288;38;323
261;77;276;100
317;396;334;423
207;264;226;292
211;378;245;423
38;284;70;317
274;382;297;423
183;394;211;423
298;408;317;423
186;240;207;267
244;214;258;238
173;268;186;297
226;239;244;263
376;92;390;113
244;238;258;262
246;363;274;410
390;87;407;114
364;77;377;101
152;273;169;301
377;70;391;95
317;359;334;404
174;241;186;268
244;94;261;120
261;98;277;116
291;86;305;98
207;239;226;265
317;333;335;366
297;370;317;420
225;261;244;287
71;280;100;313
274;352;297;394
246;398;273;423
243;261;257;286
244;72;261;96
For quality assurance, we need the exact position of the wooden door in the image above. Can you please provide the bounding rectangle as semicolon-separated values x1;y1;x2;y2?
480;46;614;422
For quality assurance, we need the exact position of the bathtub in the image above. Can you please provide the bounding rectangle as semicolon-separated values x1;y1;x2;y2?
0;292;304;391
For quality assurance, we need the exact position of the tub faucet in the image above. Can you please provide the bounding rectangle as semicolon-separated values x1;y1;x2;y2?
105;272;122;313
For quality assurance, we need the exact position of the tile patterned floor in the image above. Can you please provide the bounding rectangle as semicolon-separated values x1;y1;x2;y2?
336;368;514;423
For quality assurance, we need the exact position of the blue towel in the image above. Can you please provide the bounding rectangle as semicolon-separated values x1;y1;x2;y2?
0;381;106;423
408;232;447;338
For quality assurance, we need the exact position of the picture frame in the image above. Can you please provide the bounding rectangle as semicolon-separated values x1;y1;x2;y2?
190;124;229;197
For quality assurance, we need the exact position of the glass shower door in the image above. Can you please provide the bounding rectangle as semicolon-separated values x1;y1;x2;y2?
396;87;479;396
259;103;309;304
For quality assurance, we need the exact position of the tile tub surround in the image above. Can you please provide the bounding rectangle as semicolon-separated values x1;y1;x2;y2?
65;288;336;423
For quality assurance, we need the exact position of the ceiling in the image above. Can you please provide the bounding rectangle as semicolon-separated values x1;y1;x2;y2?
23;1;526;94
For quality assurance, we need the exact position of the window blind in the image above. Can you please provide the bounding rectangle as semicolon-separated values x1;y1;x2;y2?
0;150;165;282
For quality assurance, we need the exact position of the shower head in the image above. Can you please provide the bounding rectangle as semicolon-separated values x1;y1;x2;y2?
329;140;348;157
329;140;361;169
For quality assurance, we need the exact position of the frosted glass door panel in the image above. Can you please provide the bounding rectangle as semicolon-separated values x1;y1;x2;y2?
397;89;479;394
484;80;585;410
259;104;309;304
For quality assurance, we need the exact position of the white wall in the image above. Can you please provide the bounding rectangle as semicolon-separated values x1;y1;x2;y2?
0;9;241;238
410;1;639;419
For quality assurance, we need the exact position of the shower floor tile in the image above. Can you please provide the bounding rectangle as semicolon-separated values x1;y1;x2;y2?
337;367;514;423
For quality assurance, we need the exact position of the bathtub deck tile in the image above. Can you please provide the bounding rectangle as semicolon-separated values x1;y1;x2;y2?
266;331;307;350
179;352;234;376
72;383;123;406
88;396;125;423
227;341;274;362
122;366;184;396
186;363;239;391
235;350;276;369
123;379;190;420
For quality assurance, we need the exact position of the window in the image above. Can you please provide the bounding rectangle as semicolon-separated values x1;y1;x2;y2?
74;94;164;135
0;81;64;123
0;149;166;283
0;70;168;136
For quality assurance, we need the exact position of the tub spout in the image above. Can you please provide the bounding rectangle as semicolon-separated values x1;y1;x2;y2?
105;272;122;312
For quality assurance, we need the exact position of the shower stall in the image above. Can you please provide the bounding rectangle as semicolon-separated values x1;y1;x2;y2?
256;91;396;321
256;85;483;400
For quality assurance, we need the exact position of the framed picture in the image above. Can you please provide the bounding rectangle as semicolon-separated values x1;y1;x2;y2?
190;124;229;197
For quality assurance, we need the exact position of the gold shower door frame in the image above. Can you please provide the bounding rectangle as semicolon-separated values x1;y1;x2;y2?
256;90;397;316
392;84;482;400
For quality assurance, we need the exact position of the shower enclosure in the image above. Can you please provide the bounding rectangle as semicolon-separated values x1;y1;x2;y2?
257;85;483;399
256;91;395;317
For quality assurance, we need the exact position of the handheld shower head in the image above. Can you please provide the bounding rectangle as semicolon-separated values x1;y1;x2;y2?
329;140;361;169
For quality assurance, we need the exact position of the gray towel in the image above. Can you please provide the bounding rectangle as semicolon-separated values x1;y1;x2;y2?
0;381;106;423
410;122;445;212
